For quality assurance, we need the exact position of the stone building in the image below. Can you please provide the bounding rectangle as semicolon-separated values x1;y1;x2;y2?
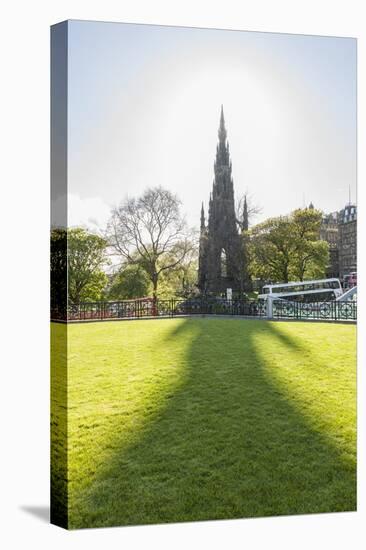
320;211;339;278
198;107;248;295
338;204;357;279
318;204;357;280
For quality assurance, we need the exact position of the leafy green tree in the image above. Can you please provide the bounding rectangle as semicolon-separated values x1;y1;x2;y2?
249;216;294;282
107;264;151;300
156;240;198;298
50;228;67;315
290;209;329;281
249;208;329;283
80;271;109;302
68;228;109;304
158;259;198;299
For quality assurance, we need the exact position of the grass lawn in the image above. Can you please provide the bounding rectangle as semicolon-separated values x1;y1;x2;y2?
51;318;356;529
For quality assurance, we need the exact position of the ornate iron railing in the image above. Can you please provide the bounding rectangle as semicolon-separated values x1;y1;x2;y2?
50;298;357;322
272;299;357;321
52;298;267;322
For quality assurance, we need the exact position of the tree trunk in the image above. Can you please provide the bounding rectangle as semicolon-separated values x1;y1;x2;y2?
151;275;158;316
152;277;158;300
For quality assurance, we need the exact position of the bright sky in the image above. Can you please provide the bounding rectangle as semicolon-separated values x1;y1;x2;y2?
66;20;356;231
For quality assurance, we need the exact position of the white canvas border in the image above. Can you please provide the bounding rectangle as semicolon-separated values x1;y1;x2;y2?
1;1;364;549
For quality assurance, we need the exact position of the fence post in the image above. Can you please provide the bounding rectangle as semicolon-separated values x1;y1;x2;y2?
267;297;273;319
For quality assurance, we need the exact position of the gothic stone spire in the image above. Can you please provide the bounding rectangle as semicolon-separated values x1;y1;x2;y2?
218;104;227;142
242;195;249;231
213;105;233;201
198;107;247;295
200;202;206;231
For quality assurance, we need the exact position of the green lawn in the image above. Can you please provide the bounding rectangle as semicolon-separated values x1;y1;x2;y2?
51;318;356;529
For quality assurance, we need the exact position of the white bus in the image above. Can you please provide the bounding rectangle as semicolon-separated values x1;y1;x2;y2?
258;278;343;303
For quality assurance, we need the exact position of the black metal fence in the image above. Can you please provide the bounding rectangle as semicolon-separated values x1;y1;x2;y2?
51;297;357;322
273;299;357;321
51;298;266;322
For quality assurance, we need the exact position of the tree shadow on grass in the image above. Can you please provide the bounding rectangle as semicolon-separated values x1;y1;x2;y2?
70;318;356;529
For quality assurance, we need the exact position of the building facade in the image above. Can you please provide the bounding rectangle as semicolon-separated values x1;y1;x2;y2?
338;204;357;280
198;108;248;295
320;211;340;278
319;204;357;280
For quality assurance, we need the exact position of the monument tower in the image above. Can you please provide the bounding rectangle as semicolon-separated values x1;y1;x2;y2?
198;106;246;295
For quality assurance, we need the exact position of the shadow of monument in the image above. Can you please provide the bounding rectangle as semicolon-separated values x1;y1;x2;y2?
70;318;356;528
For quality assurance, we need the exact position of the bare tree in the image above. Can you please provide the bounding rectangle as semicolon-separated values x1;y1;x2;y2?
236;191;262;231
107;187;195;299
